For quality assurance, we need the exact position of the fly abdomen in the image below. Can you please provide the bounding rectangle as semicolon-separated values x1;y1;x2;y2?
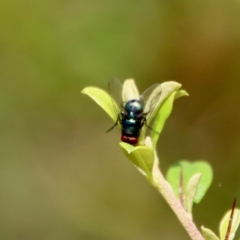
121;135;138;144
121;118;139;144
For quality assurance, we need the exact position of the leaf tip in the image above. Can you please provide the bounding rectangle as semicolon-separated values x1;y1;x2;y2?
81;88;86;94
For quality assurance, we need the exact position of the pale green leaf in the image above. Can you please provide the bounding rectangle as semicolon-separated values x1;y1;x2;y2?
147;81;181;126
82;86;117;122
201;226;220;240
219;208;240;240
119;142;154;183
174;89;189;99
186;173;201;217
122;79;140;102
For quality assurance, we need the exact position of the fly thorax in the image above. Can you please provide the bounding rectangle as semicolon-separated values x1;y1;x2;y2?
127;112;135;119
125;99;144;113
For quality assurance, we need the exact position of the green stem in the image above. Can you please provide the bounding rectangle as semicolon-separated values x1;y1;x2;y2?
152;154;204;240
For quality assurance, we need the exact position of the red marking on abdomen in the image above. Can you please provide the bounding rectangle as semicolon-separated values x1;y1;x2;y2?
121;135;138;145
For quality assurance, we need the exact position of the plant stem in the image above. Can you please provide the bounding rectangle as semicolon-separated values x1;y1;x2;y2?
153;155;204;240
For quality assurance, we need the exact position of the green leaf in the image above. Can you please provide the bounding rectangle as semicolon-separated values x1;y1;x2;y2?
201;226;220;240
140;82;181;141
149;82;188;149
82;86;118;122
119;142;155;183
146;81;180;125
174;89;189;99
151;91;175;149
166;161;213;205
219;208;240;240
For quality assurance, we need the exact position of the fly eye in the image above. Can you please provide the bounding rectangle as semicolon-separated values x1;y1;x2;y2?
135;110;143;117
136;109;141;114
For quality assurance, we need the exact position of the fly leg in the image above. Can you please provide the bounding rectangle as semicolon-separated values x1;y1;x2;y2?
142;117;159;134
106;114;122;133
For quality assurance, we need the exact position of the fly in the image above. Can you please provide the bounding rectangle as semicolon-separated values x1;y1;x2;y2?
106;77;161;145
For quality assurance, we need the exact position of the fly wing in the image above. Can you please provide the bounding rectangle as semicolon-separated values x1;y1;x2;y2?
145;85;162;125
108;77;123;118
140;83;161;119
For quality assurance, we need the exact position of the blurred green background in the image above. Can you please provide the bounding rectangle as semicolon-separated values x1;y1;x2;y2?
1;0;240;239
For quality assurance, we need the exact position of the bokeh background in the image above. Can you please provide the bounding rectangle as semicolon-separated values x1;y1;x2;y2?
1;0;240;239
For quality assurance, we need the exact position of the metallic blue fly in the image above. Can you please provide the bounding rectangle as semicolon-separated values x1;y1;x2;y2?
106;77;161;145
